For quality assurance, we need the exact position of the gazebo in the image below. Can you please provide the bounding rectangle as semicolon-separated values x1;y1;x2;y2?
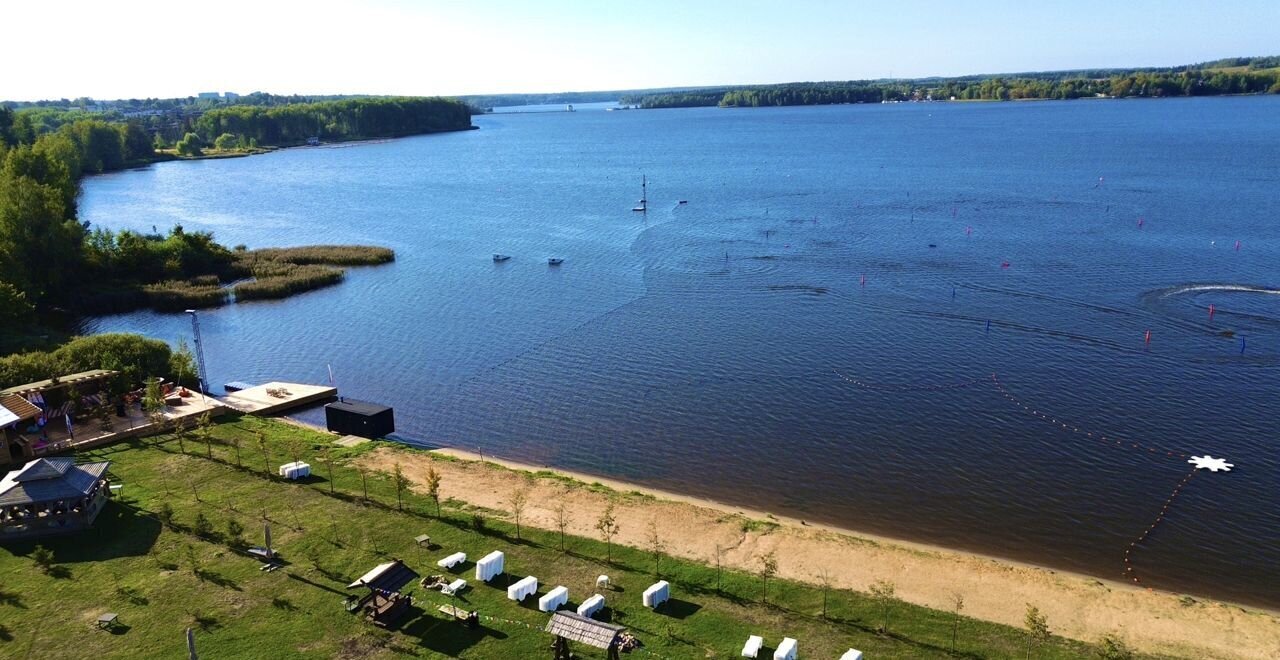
0;457;112;540
545;611;627;660
346;559;419;627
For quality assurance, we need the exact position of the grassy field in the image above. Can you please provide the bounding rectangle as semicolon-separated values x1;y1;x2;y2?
0;415;1148;659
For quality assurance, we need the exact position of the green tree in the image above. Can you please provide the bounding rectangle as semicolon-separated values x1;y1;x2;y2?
552;501;570;552
31;544;55;573
508;485;529;541
1096;634;1134;659
175;132;203;156
646;517;666;577
1024;604;1051;658
213;133;238;150
869;580;897;633
392;463;408;511
595;502;620;563
759;551;778;605
424;465;442;517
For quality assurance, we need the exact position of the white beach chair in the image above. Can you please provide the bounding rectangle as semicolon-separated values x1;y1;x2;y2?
443;578;467;595
596;574;609;589
773;637;797;660
742;634;764;658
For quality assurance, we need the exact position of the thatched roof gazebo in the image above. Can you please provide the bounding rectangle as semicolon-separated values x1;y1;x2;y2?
545;611;626;660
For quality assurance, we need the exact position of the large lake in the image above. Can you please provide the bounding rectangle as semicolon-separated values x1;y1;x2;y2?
81;98;1280;608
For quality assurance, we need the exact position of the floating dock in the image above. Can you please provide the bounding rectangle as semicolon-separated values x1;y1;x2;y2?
220;382;337;416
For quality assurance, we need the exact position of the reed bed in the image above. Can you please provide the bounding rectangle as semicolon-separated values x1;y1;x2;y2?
232;263;345;301
142;280;230;310
240;244;395;266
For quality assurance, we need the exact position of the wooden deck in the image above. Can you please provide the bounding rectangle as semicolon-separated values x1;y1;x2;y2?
10;394;226;462
220;382;337;416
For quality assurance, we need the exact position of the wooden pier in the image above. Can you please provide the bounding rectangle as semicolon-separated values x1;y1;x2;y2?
220;382;337;416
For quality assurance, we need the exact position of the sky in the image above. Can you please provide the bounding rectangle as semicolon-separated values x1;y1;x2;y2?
4;0;1278;101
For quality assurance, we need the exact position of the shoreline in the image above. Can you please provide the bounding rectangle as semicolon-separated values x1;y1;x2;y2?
353;442;1280;659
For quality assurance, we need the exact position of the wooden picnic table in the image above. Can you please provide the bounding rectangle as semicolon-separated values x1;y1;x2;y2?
414;534;431;547
97;612;118;629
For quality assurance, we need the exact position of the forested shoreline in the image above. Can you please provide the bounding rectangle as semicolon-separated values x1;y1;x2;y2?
0;97;468;379
623;56;1280;109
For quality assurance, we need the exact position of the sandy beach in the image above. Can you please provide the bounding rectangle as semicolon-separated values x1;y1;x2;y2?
355;445;1280;659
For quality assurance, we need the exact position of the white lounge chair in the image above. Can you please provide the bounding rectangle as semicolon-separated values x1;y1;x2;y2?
443;578;467;595
742;634;764;658
773;637;797;660
596;574;610;589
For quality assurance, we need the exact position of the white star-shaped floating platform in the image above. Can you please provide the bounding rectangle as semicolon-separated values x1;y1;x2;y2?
1188;455;1234;472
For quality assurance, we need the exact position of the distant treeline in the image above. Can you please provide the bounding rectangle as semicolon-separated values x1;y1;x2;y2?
623;56;1280;109
194;97;473;147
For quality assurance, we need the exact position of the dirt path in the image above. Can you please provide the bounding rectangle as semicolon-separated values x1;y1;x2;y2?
357;447;1280;659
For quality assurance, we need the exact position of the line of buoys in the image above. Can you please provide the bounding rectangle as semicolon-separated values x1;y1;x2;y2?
834;370;979;392
1123;468;1197;586
989;373;1188;460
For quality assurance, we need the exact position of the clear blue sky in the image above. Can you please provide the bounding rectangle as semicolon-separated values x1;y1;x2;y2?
7;0;1278;100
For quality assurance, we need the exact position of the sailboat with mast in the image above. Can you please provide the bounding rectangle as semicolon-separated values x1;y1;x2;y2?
631;175;648;212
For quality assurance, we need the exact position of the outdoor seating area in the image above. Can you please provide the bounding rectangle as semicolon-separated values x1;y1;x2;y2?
1;370;223;465
546;611;631;660
346;559;420;627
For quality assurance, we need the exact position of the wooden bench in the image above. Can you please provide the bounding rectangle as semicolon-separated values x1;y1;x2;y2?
97;612;119;630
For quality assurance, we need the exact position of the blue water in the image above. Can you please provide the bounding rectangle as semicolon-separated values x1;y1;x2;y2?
80;97;1280;608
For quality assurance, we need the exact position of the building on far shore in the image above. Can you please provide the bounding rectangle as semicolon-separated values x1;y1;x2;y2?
0;457;112;541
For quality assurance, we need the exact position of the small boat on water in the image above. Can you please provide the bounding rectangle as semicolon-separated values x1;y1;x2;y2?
547;257;564;266
631;175;648;212
493;254;511;262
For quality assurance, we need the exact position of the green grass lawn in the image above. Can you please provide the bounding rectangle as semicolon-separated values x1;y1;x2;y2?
0;415;1147;659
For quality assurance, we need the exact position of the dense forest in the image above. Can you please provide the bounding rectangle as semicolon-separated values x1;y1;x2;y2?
0;97;464;381
622;56;1280;109
194;97;473;147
